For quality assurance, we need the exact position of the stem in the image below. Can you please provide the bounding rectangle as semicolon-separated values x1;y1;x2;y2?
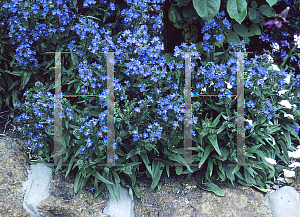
211;44;216;62
280;45;296;70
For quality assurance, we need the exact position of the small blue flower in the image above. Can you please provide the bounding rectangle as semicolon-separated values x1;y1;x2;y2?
203;33;211;41
110;2;115;10
223;18;231;29
80;147;86;154
214;34;223;43
143;132;148;138
114;154;118;160
292;125;299;134
266;101;272;107
246;100;255;108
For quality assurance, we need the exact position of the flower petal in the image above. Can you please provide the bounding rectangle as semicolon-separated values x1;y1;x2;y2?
275;22;282;28
266;20;275;28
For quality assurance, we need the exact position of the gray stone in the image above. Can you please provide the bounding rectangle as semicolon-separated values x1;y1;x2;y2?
265;186;300;217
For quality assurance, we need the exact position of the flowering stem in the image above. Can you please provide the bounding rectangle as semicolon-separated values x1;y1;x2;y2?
280;45;297;70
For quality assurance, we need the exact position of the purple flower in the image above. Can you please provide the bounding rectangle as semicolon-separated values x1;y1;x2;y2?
266;7;290;29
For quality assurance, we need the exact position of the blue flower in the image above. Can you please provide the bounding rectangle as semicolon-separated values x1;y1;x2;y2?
246;100;255;108
281;40;290;46
173;121;179;128
266;101;272;107
86;138;92;147
203;33;211;41
290;56;297;62
80;147;86;154
110;2;115;10
259;33;270;42
280;49;287;60
214;34;223;43
114;154;118;160
223;18;231;29
292;125;299;134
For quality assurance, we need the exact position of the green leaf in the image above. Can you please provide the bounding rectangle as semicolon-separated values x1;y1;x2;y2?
149;160;164;192
182;4;199;20
140;153;152;176
207;134;221;155
192;0;221;23
248;8;257;20
199;145;214;168
251;184;268;193
177;0;191;7
266;0;277;7
21;71;31;89
227;0;247;24
157;182;162;191
233;23;254;37
206;158;213;178
199;182;224;196
4;70;24;76
65;156;75;178
243;36;250;44
70;51;78;65
8;80;21;92
226;30;240;43
132;184;142;199
211;113;222;128
107;183;119;202
128;187;133;200
232;165;240;174
80;177;89;189
168;5;182;23
216;122;227;134
246;144;262;153
259;4;276;17
94;182;106;199
250;23;261;35
93;171;115;185
175;166;183;175
168;154;193;172
251;1;257;8
74;172;82;194
41;42;47;48
112;169;120;184
103;12;109;23
126;148;140;159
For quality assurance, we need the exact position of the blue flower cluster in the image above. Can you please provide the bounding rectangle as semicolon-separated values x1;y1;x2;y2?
201;11;231;53
8;0;300;169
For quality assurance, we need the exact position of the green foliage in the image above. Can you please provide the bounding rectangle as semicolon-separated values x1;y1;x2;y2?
192;0;221;23
227;0;248;24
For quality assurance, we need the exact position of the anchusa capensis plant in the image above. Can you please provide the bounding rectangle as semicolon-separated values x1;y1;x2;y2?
8;0;300;203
